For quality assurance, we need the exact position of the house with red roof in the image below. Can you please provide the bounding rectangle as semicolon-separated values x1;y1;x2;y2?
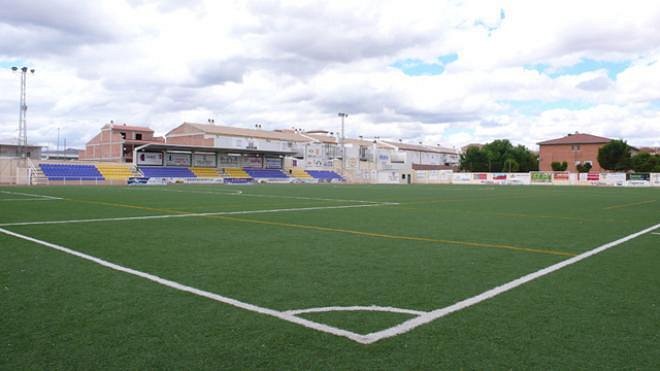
79;123;164;162
537;132;611;172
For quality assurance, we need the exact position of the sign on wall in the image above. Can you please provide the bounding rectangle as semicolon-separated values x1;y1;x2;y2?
265;157;282;169
242;154;262;167
166;153;191;166
137;152;163;166
192;153;217;167
531;172;552;183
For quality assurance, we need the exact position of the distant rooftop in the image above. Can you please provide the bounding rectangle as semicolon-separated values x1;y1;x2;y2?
382;140;457;154
104;123;155;132
538;132;611;145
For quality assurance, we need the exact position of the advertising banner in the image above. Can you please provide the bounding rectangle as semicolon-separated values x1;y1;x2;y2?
600;172;626;186
137;152;163;166
553;172;570;182
218;154;241;167
242;155;262;167
265;157;283;169
507;173;531;185
651;173;660;186
626;173;651;187
192;153;216;167
166;153;191;166
530;172;552;183
452;173;473;183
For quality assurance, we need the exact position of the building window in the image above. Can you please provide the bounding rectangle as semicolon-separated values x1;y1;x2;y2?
135;133;142;140
120;132;126;139
572;144;581;151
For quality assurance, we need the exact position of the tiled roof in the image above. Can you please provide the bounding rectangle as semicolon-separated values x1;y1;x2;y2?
382;141;457;154
107;124;154;132
181;123;312;142
538;133;611;145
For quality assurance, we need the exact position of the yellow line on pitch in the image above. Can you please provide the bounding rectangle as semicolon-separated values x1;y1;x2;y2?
207;215;575;257
603;200;656;210
401;194;538;205
64;197;575;257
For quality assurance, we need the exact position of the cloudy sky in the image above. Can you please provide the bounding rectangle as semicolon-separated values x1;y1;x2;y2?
1;0;659;150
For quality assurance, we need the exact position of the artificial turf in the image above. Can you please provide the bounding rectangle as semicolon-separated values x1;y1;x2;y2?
1;183;658;369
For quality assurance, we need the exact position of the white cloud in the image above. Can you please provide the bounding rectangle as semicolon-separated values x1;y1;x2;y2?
0;0;659;150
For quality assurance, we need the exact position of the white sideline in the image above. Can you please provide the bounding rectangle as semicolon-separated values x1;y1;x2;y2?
0;198;59;202
0;191;62;200
131;187;385;204
0;203;393;227
1;223;657;345
0;227;373;344
359;222;660;344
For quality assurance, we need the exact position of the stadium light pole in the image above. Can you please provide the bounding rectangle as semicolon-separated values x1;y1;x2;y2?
11;66;35;157
338;112;348;174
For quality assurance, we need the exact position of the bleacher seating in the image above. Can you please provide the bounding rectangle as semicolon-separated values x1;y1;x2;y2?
190;167;220;177
306;170;344;181
39;163;104;181
140;166;196;178
243;168;288;178
291;168;313;179
224;168;252;179
96;163;135;180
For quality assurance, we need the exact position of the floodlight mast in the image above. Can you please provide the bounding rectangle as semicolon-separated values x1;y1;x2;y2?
338;112;348;174
11;66;35;157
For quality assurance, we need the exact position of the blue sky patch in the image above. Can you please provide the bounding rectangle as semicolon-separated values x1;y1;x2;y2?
526;58;631;80
501;99;594;115
392;53;458;76
0;59;28;69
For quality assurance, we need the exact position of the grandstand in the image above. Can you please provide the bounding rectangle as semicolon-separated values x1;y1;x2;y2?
243;168;288;179
307;170;344;181
28;161;338;184
96;163;138;181
39;163;104;181
291;168;313;179
190;167;220;177
139;166;196;178
223;168;252;179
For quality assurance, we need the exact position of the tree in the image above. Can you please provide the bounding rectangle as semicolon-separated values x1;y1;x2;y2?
598;140;631;171
576;162;592;173
502;158;520;172
630;152;660;172
482;139;514;172
551;161;568;171
460;140;538;172
459;145;489;172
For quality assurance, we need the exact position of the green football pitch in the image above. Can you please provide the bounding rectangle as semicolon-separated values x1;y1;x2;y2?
1;184;658;369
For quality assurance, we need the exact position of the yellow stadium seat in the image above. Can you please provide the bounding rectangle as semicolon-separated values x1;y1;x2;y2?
190;167;220;177
291;168;312;179
95;163;137;180
223;167;251;178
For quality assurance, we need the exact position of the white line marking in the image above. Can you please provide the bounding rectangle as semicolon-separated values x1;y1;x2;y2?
127;188;243;196
651;232;660;236
131;187;384;204
0;198;59;202
3;218;656;344
359;223;660;344
0;191;62;200
285;306;427;316
0;203;394;227
0;227;373;344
